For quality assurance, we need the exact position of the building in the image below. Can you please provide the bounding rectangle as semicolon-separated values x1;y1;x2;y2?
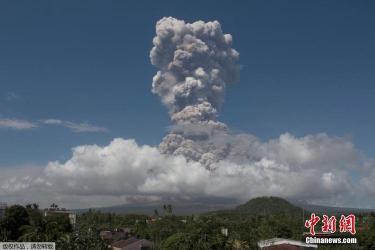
111;238;154;250
221;227;229;237
43;208;76;226
0;202;7;218
116;228;131;239
100;229;129;241
120;227;131;235
100;230;113;240
258;238;318;250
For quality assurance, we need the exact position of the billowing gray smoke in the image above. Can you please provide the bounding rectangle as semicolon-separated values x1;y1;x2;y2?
150;17;241;168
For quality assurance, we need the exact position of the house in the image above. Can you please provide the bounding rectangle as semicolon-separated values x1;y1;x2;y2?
258;238;318;249
100;228;131;242
43;208;77;226
101;228;131;240
120;228;131;234
117;228;131;239
112;238;154;250
145;218;158;224
100;230;113;240
112;231;127;241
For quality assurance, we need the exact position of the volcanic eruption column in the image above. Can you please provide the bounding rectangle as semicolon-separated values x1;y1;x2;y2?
150;17;241;168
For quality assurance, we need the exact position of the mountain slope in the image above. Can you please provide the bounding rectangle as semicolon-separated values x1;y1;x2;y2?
204;196;304;218
234;196;303;215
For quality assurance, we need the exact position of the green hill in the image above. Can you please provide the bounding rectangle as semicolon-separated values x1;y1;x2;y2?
208;196;304;217
234;196;303;215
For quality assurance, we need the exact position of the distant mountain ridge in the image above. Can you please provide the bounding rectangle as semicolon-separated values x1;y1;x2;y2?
75;196;375;216
291;200;375;215
75;200;234;215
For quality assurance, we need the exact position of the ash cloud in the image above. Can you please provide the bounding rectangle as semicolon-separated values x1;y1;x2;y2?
150;17;239;118
150;17;242;167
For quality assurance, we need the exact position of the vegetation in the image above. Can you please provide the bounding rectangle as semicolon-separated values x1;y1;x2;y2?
0;198;374;249
233;196;302;215
1;204;72;243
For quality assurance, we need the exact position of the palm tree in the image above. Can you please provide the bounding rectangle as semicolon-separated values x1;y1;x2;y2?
163;204;167;215
50;203;58;209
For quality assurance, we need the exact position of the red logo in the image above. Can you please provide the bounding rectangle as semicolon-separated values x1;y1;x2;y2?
339;214;356;235
305;213;356;235
305;213;320;236
322;215;337;233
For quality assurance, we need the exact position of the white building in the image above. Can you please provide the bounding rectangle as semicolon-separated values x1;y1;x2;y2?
43;208;77;226
258;238;318;249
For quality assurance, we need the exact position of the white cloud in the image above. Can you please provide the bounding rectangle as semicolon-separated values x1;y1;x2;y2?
2;132;371;209
42;119;108;133
0;118;37;130
0;118;107;133
42;119;63;125
360;161;375;195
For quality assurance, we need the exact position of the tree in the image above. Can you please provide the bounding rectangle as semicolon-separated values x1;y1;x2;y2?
0;219;9;241
45;214;72;240
167;204;173;215
162;204;173;216
154;209;159;218
163;204;167;215
50;203;58;209
161;232;194;250
18;223;48;242
3;205;30;240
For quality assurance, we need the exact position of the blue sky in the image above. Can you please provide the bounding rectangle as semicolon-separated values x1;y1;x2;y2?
1;0;374;167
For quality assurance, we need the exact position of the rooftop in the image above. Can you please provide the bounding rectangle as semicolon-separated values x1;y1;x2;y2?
258;238;318;249
112;238;153;249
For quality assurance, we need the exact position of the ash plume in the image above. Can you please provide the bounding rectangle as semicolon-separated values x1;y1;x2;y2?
150;17;241;167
